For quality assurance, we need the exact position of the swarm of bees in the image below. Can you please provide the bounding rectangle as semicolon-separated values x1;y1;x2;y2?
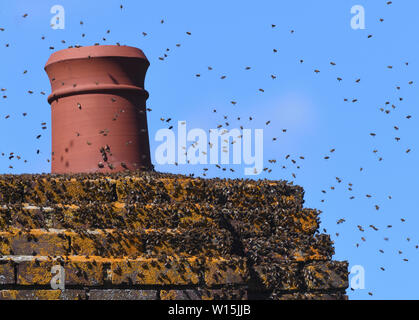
0;0;414;300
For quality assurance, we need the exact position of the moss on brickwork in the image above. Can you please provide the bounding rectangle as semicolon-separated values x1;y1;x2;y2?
0;171;348;300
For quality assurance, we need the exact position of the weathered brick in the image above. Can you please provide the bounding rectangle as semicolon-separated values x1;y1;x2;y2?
0;203;317;235
23;178;118;205
199;288;248;300
115;175;303;208
0;260;15;284
243;233;333;264
0;171;349;301
303;261;349;290
17;259;53;285
160;288;248;300
204;257;249;287
16;257;106;286
271;292;348;300
89;289;157;300
253;262;301;291
69;229;231;257
69;230;143;257
64;258;106;286
160;289;202;300
0;290;87;300
0;230;69;256
111;257;201;285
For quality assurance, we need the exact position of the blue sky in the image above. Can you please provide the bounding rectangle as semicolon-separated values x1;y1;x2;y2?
0;0;418;299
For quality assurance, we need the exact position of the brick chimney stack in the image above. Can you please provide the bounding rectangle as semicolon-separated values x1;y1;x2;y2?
45;45;153;173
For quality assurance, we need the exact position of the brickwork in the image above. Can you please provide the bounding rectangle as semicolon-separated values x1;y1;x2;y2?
0;171;348;299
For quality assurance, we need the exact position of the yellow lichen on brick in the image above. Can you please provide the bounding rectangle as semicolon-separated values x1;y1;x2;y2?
111;257;201;285
1;290;18;299
204;257;249;287
15;256;107;286
34;290;62;300
0;172;346;300
0;290;64;300
0;239;11;255
66;259;105;286
69;234;100;256
303;261;348;290
291;247;328;262
254;263;301;291
17;260;53;285
160;290;178;300
292;210;319;234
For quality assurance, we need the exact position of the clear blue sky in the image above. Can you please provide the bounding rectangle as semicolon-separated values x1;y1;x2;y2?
0;0;418;299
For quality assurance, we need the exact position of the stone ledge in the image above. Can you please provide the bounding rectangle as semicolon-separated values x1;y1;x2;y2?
0;255;254;287
0;289;347;300
0;174;303;208
0;289;87;300
0;203;318;235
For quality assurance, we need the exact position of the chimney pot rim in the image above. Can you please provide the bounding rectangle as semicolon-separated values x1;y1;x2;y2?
45;45;149;69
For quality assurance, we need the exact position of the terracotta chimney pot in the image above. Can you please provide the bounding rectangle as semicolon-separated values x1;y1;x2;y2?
45;45;153;174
